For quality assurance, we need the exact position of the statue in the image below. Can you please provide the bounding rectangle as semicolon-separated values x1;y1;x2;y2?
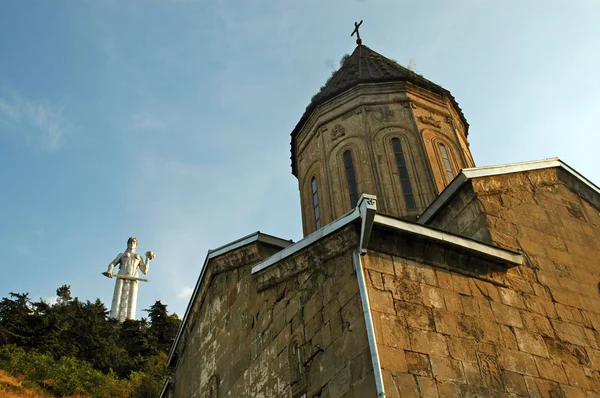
102;237;155;321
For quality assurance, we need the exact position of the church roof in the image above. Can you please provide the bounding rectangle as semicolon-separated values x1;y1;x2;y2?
290;44;468;176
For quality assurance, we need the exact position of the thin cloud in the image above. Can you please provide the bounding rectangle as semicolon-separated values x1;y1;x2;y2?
0;90;68;151
177;286;193;299
129;111;165;132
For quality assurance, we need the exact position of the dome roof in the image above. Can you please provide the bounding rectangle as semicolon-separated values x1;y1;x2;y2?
290;44;468;176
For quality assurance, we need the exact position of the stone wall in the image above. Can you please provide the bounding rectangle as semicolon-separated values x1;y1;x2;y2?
173;227;376;398
415;167;600;396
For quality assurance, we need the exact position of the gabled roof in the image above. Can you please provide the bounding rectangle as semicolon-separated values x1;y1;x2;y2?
167;231;293;366
290;44;468;176
418;158;600;225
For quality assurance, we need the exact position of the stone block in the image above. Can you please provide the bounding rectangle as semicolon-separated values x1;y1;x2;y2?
393;373;420;398
393;257;438;286
395;301;434;331
378;312;410;350
378;346;407;373
476;351;503;389
551;319;588;346
367;270;384;291
381;369;398;397
435;381;462;397
430;356;464;383
534;357;568;384
498;349;538;376
405;350;432;377
451;273;472;296
433;309;460;337
514;328;549;357
544;338;590;367
521;311;555;338
368;288;395;315
383;274;422;304
410;329;448;356
447;337;478;363
499;287;526;309
443;290;463;313
416;376;438;397
499;325;518;350
502;370;528;396
563;364;590;389
491;301;523;328
422;285;445;309
328;365;352;398
363;252;395;275
524;376;562;398
351;373;376;398
462;361;484;386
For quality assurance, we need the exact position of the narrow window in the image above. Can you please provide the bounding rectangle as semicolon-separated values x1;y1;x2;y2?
290;343;302;384
207;375;219;398
311;177;321;229
391;138;416;209
343;150;359;208
439;143;455;181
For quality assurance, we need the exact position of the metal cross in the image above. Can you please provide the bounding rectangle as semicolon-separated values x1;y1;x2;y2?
351;20;363;45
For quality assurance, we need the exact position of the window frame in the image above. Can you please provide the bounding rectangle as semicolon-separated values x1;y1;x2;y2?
343;150;359;208
390;137;416;210
438;143;455;182
311;177;321;229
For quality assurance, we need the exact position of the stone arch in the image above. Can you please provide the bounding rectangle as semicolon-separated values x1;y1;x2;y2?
330;136;371;213
205;374;219;398
422;129;465;192
288;333;307;397
372;126;431;215
302;159;327;234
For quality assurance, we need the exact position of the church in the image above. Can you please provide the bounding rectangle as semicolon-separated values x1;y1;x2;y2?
159;30;600;397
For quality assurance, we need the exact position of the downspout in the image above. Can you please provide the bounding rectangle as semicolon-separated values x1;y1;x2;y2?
354;194;385;397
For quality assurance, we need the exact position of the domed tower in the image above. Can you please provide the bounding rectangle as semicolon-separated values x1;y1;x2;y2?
291;37;475;237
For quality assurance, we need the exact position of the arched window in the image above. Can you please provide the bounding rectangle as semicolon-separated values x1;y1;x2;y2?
288;334;307;397
343;150;359;208
391;138;416;210
311;177;321;229
439;143;455;181
206;374;219;398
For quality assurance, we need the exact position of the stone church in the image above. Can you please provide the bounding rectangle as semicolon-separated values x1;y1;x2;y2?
159;38;600;397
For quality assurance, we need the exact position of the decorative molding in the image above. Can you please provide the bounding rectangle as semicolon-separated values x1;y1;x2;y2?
418;115;441;128
316;125;327;138
331;124;346;140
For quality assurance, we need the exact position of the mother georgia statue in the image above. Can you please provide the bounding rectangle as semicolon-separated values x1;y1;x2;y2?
102;237;155;322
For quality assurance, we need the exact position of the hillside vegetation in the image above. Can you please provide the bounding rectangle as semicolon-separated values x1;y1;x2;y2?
0;286;180;397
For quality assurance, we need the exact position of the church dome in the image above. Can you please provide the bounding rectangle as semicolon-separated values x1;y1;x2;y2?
291;44;468;177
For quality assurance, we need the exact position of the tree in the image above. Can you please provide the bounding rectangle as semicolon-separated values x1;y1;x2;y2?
145;301;180;354
55;285;72;305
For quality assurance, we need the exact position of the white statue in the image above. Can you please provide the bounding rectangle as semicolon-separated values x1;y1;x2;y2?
102;237;155;322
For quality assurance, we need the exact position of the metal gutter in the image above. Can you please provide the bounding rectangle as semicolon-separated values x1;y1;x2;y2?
157;376;173;398
354;195;386;396
375;214;522;266
167;232;293;366
353;250;386;397
418;157;600;225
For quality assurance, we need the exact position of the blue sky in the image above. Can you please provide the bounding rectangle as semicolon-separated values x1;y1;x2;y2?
1;0;598;318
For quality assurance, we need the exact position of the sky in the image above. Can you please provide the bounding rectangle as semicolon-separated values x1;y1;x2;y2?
1;0;599;319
